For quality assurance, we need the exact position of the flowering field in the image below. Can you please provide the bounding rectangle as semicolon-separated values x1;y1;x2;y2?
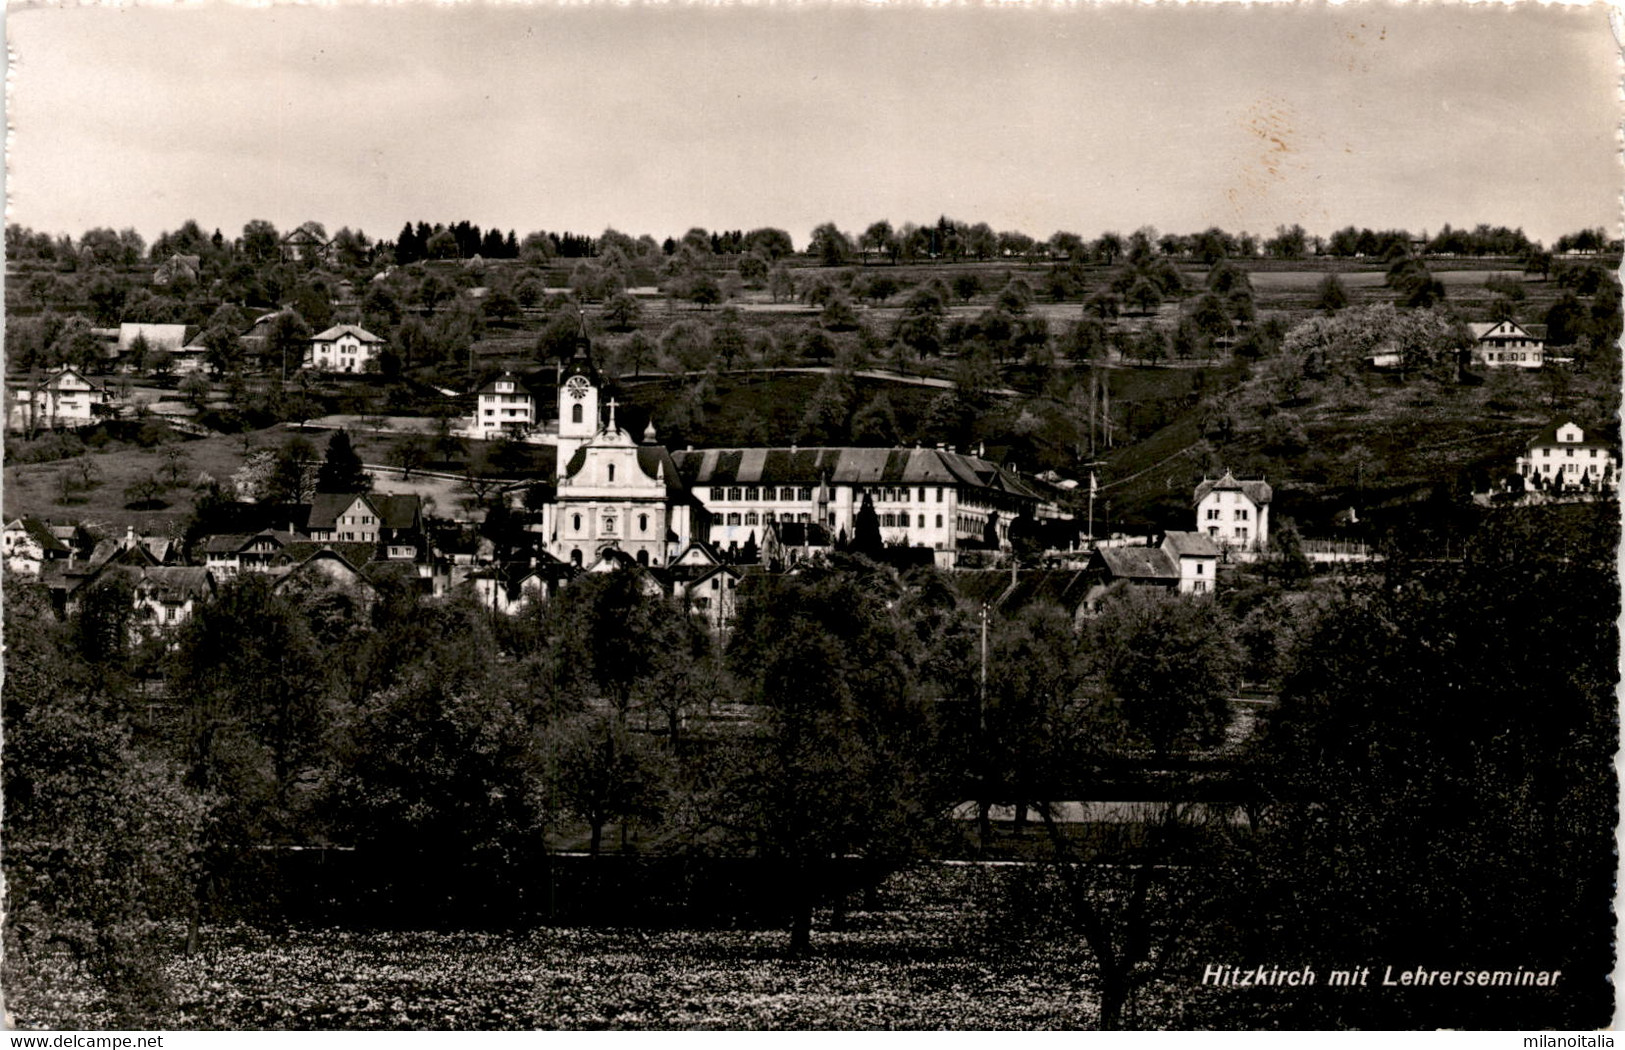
10;866;1209;1031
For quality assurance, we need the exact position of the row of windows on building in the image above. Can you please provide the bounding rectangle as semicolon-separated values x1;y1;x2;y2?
568;512;653;534
1541;447;1604;458
1203;508;1251;521
705;485;955;504
1206;526;1251;541
1485;352;1535;362
719;511;817;527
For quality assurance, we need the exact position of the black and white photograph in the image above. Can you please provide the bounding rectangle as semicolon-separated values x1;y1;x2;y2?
2;0;1619;1034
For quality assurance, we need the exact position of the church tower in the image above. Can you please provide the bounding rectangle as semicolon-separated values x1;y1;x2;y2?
556;322;600;471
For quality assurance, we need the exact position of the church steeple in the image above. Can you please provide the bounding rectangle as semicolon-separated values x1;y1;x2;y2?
556;315;601;470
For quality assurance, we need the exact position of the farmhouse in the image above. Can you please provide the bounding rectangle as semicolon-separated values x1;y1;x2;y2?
1515;422;1618;491
1468;320;1544;369
307;325;385;373
1194;472;1272;551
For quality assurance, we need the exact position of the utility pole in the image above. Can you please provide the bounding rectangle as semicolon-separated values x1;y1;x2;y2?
979;601;989;734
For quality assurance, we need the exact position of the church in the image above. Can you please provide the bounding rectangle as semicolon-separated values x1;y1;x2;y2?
531;334;1071;570
538;342;698;568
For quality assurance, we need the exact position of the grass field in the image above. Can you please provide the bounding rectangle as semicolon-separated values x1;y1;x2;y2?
6;866;1212;1031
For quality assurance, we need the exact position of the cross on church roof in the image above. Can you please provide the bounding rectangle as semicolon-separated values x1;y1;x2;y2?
606;398;618;431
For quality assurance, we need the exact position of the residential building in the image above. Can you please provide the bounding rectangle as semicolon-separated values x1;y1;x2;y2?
3;517;75;575
1469;320;1544;369
8;367;111;430
1515;421;1618;491
1194;472;1272;551
131;566;214;633
307;492;425;557
474;371;538;441
307;325;385;373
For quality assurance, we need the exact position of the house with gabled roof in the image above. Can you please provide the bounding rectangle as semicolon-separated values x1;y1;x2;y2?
307;492;424;555
8;366;112;431
1515;421;1618;492
473;371;538;441
307;324;385;373
130;566;214;634
3;516;75;575
117;323;191;364
1468;320;1544;369
467;553;574;615
1194;472;1272;551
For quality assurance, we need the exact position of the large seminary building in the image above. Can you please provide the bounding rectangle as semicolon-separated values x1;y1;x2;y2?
532;340;1070;568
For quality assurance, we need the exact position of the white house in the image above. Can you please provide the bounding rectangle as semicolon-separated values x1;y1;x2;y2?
1194;472;1272;551
3;517;73;575
1160;531;1220;594
130;566;214;634
473;371;537;441
8;367;111;431
1515;422;1618;492
307;325;385;373
1468;320;1544;369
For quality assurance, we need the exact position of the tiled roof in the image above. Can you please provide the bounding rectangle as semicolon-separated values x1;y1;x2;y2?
1193;471;1273;507
117;323;190;352
475;371;535;396
134;566;212;601
1162;531;1219;559
670;446;1055;504
7;517;70;553
1096;546;1180;581
1526;422;1618;452
307;492;421;532
311;324;383;344
765;521;832;548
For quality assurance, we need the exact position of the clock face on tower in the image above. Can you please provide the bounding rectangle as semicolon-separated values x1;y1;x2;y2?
565;376;590;400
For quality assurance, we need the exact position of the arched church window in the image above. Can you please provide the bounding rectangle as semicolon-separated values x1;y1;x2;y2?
607;464;615;482
638;514;648;532
572;514;582;531
571;404;583;425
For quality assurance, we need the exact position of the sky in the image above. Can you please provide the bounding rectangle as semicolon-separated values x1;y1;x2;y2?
6;2;1622;251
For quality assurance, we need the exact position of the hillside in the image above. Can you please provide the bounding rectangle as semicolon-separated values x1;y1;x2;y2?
1099;352;1619;537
